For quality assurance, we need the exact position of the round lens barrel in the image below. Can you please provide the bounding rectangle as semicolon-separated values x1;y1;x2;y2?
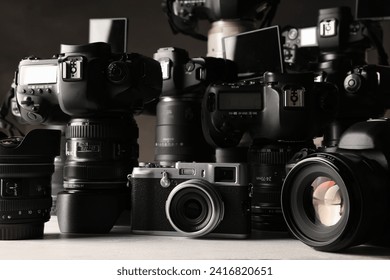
155;97;214;166
166;179;224;237
248;141;307;231
58;116;137;233
63;116;138;188
0;129;60;239
281;153;389;252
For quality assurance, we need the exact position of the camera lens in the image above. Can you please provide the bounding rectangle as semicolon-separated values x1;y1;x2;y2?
57;115;138;233
281;153;389;251
248;140;309;231
155;96;214;166
0;129;60;239
166;179;224;237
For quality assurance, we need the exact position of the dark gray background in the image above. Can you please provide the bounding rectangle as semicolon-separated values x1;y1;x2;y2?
0;0;389;161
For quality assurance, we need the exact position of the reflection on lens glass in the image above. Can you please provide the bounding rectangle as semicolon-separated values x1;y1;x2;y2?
183;199;203;220
311;176;343;226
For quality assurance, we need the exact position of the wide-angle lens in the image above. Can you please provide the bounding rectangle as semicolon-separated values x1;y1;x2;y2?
0;129;60;239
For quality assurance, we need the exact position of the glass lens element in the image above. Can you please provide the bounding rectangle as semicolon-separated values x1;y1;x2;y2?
311;176;343;226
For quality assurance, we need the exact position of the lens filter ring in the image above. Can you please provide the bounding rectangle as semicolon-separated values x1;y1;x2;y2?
165;179;224;237
281;155;355;251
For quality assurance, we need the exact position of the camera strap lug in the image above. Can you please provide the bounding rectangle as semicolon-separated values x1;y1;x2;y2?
160;171;171;188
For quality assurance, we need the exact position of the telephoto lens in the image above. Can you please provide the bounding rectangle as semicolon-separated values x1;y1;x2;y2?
155;95;214;166
0;129;61;239
57;115;138;233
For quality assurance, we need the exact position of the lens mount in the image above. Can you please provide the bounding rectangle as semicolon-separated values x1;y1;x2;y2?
165;179;224;237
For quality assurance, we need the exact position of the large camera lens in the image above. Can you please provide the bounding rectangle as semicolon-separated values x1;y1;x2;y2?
248;140;309;231
57;115;138;233
281;153;389;251
0;129;60;239
155;96;214;166
166;179;224;237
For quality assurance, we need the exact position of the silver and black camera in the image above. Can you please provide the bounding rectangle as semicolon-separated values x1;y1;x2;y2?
129;162;251;238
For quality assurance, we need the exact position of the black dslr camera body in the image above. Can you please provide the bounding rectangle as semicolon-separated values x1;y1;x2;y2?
202;71;337;231
202;72;334;147
282;6;390;144
14;42;162;234
153;47;237;166
130;162;250;238
282;118;390;252
15;42;161;123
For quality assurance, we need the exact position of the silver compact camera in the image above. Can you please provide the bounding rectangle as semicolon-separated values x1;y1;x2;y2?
129;162;251;238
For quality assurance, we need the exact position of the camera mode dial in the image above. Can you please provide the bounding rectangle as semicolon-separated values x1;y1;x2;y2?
107;61;129;84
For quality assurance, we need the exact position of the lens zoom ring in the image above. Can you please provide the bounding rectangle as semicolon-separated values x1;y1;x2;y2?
0;224;44;240
248;150;295;165
0;198;52;212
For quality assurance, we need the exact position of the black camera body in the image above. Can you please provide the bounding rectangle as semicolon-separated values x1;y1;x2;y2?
282;118;390;251
202;72;336;148
202;71;337;231
130;162;250;238
282;7;369;70
14;42;162;234
15;42;162;123
153;47;237;166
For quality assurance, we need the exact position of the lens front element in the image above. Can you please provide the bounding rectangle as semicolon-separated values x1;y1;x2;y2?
311;177;343;227
166;179;224;237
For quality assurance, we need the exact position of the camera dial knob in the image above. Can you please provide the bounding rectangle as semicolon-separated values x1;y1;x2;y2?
107;61;129;84
344;73;362;94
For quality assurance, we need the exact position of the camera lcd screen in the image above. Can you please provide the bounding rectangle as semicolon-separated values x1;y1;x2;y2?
223;26;284;77
218;92;263;110
356;0;390;20
19;65;57;85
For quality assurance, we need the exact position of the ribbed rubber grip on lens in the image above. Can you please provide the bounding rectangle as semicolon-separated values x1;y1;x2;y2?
0;223;44;240
0;198;52;212
63;163;134;180
248;148;295;165
0;164;54;177
66;119;138;139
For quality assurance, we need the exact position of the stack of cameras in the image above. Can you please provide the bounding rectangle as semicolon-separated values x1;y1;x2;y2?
1;0;390;254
